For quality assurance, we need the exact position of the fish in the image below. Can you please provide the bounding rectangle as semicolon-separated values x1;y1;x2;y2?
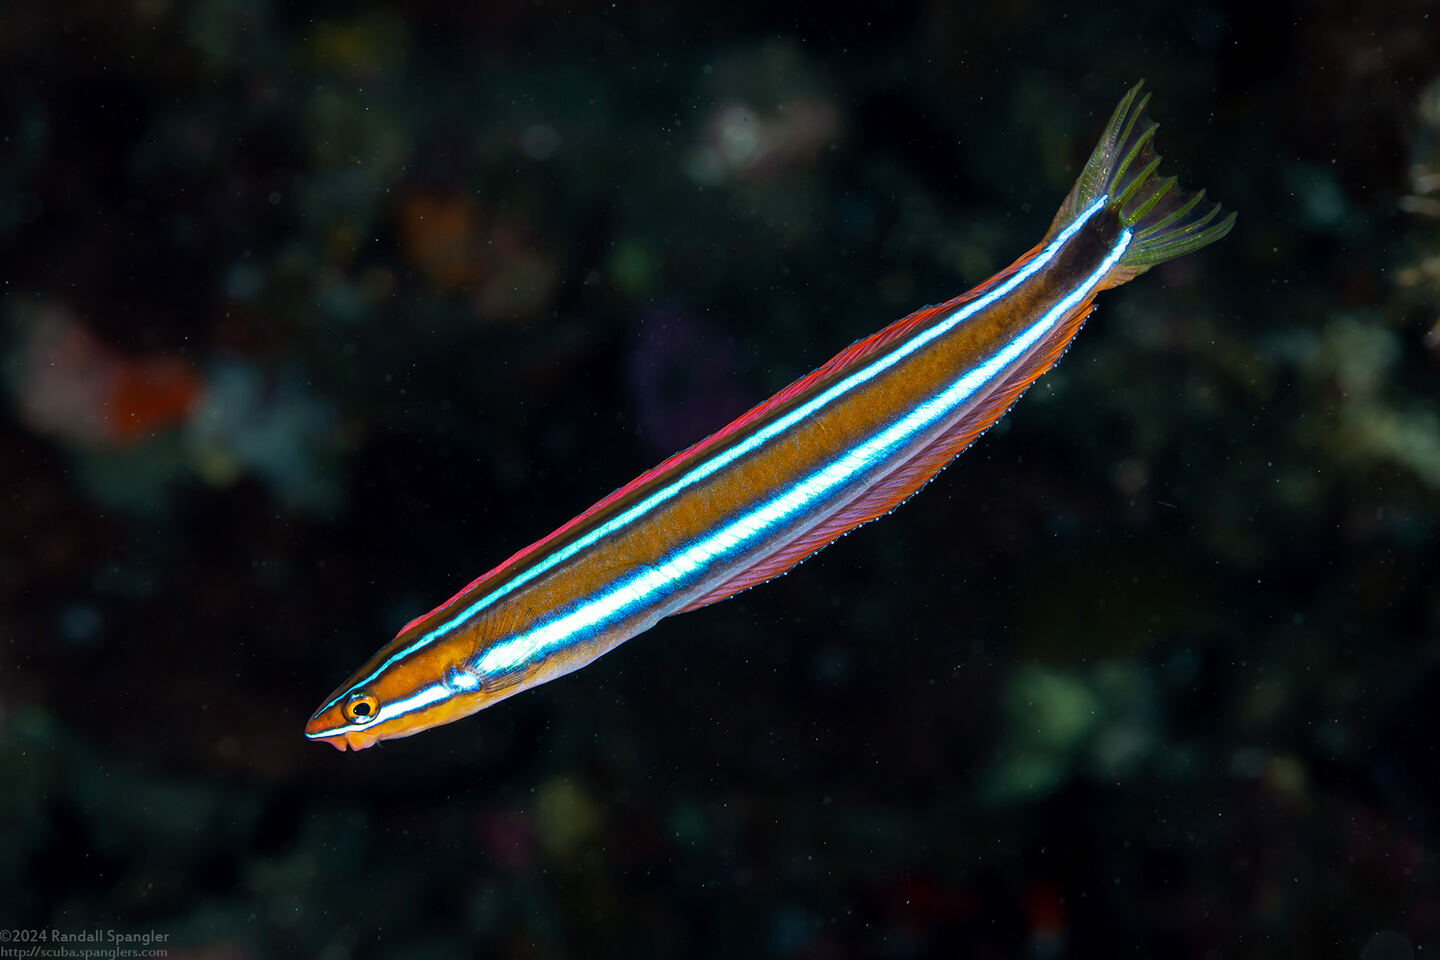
306;82;1234;751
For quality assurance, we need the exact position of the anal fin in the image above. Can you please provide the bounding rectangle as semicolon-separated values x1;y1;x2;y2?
676;301;1099;614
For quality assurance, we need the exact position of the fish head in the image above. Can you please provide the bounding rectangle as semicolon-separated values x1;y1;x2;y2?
304;627;512;751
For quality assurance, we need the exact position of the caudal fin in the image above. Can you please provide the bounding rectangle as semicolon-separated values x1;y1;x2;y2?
1047;81;1235;287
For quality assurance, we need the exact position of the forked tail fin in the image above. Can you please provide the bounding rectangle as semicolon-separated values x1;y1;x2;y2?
1046;80;1235;288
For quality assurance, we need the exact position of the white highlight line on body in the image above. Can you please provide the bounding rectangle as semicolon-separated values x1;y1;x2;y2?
474;227;1134;678
322;196;1114;717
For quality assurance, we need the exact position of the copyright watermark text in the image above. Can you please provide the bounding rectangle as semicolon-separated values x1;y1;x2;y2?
0;929;169;959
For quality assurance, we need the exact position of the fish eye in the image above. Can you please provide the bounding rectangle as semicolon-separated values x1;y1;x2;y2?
343;691;379;724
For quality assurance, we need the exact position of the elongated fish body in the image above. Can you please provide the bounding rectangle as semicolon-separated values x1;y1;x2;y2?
307;83;1234;751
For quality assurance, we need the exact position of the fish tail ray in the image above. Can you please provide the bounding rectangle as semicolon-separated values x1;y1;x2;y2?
1047;80;1235;287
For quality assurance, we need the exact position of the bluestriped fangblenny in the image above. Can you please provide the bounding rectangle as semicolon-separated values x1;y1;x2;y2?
306;82;1234;751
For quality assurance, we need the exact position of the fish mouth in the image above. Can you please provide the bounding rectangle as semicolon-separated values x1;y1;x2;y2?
304;728;381;752
304;709;374;751
304;723;348;751
341;731;378;751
